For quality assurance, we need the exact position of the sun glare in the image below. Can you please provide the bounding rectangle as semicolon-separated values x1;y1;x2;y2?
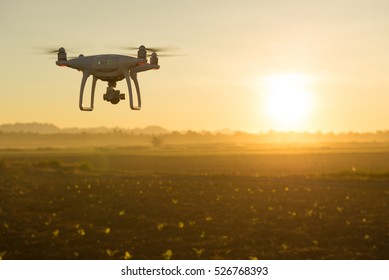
263;73;314;131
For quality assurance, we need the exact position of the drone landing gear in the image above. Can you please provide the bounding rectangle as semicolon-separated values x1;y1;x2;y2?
124;70;141;110
103;82;125;105
79;71;96;111
79;64;157;111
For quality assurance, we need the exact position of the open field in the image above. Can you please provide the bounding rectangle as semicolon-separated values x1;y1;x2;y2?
1;146;389;259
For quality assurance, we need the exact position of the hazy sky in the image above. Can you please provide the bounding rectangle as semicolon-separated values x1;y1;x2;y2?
1;0;389;132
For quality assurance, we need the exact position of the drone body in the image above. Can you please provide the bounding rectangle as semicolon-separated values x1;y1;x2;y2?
55;46;160;111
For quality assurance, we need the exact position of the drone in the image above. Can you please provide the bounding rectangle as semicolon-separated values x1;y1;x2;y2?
55;45;162;111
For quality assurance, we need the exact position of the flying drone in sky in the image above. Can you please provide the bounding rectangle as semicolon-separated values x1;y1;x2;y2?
52;45;173;111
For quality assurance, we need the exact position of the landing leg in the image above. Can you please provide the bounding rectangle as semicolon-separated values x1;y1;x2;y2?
79;71;95;111
123;70;141;110
130;71;141;109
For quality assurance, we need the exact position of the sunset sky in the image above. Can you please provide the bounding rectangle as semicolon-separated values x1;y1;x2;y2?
1;0;389;132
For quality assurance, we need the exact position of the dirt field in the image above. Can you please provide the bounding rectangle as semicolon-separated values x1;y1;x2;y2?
1;148;388;259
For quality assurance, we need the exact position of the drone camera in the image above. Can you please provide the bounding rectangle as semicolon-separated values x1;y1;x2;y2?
103;88;125;105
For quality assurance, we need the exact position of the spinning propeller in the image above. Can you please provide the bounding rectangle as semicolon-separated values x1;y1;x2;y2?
123;45;183;57
34;47;78;60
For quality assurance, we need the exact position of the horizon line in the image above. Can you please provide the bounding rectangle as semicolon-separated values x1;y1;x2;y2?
1;122;389;135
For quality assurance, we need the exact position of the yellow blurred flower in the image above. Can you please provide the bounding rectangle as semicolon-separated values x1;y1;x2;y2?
192;248;204;257
106;249;118;257
162;249;173;260
124;251;132;260
52;229;59;238
171;199;178;204
157;223;167;230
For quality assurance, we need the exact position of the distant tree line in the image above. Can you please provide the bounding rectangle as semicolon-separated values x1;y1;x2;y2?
1;130;389;149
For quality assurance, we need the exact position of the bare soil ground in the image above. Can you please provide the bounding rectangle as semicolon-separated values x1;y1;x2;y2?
0;149;388;259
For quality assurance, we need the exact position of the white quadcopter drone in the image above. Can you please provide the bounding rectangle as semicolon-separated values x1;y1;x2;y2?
54;45;163;111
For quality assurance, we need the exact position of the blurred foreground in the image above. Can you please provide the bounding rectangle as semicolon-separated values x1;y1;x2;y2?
0;142;389;259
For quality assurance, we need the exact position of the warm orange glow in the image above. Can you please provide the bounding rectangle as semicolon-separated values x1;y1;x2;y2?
1;2;389;132
264;73;314;131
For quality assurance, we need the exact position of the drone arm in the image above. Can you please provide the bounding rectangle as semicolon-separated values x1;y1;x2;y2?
123;70;141;110
79;71;96;111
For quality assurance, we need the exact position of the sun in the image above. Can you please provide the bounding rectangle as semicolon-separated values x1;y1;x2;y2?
263;73;313;131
